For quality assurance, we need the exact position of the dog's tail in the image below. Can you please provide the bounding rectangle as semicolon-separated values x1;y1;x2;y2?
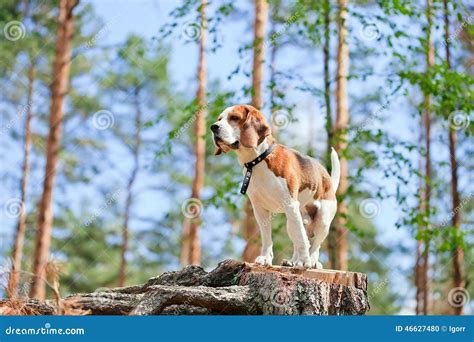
330;147;340;192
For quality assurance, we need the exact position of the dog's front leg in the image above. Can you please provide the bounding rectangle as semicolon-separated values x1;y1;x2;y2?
284;199;311;269
251;203;273;266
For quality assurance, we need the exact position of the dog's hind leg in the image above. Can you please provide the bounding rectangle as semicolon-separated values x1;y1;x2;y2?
308;200;337;269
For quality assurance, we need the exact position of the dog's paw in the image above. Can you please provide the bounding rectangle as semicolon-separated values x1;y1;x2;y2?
309;255;324;269
313;261;323;270
293;256;311;269
281;259;293;267
255;255;272;266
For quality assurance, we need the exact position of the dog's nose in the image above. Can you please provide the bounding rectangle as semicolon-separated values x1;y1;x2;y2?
210;124;219;133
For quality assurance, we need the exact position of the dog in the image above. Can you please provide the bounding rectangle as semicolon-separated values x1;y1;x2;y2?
211;104;340;269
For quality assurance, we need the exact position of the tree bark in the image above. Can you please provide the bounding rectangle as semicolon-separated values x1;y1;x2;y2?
268;1;279;136
323;0;336;271
242;0;268;262
417;0;435;315
6;260;369;315
187;0;207;266
415;239;422;315
334;0;349;271
180;219;191;267
443;0;465;316
7;60;36;298
30;0;79;300
251;0;267;110
415;118;426;315
119;91;143;287
323;0;332;168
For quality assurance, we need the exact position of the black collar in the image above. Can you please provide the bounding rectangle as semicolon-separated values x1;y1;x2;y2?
240;143;276;195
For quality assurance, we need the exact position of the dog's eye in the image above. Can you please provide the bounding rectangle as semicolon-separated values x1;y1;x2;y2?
229;115;239;121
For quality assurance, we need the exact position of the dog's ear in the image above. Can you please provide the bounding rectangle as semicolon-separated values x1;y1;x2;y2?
240;106;271;148
214;146;223;155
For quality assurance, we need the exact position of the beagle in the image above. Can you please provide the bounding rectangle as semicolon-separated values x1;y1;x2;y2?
211;104;340;269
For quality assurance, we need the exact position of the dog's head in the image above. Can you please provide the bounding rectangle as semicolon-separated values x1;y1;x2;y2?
210;105;271;155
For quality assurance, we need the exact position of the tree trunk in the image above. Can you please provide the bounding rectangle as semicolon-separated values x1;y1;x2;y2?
30;0;79;300
7;60;36;298
323;0;336;271
187;0;207;266
443;0;465;316
415;110;424;315
251;0;267;110
418;0;435;315
334;0;349;271
7;260;369;315
415;239;422;315
268;1;279;136
119;91;143;287
242;0;268;262
323;0;332;167
180;219;191;267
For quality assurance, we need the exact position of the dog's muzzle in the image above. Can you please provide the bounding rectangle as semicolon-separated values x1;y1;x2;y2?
211;124;239;150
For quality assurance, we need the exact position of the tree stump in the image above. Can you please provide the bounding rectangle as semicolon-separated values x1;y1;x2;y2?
0;260;369;315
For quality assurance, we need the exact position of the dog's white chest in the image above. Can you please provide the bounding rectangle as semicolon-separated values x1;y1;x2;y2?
245;163;290;213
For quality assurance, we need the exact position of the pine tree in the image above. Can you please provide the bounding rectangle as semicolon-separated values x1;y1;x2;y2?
30;0;80;299
334;0;349;271
443;0;465;316
242;0;268;262
181;0;208;266
7;60;35;298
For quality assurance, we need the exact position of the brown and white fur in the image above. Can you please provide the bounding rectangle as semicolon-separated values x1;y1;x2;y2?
211;105;340;269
